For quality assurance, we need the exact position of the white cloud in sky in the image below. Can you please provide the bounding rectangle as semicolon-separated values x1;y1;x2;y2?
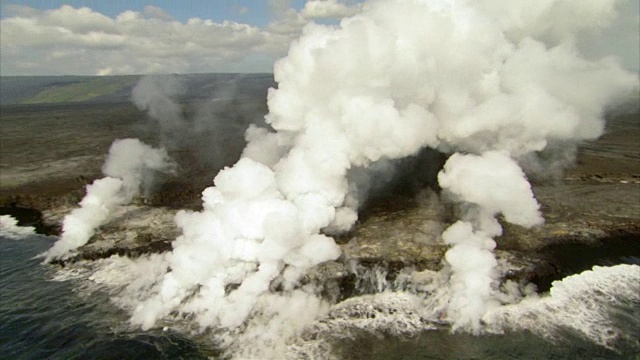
142;5;174;21
0;0;637;75
268;0;295;19
301;0;361;19
0;2;338;75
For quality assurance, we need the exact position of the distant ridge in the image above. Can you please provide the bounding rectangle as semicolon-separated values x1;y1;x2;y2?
0;74;275;106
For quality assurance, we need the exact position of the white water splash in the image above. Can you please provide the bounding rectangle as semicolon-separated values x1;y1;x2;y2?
0;215;36;239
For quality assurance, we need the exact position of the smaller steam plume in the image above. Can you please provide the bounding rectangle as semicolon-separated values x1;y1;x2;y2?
438;151;543;332
43;139;175;262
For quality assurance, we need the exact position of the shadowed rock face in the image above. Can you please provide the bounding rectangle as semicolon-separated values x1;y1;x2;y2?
1;99;639;299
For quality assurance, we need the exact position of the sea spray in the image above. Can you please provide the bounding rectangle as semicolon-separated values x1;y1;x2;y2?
44;139;175;262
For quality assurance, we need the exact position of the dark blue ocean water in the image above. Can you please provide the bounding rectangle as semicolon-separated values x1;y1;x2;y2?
0;235;210;359
1;234;638;359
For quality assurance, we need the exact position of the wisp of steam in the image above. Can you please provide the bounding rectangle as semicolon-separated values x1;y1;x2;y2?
45;0;638;357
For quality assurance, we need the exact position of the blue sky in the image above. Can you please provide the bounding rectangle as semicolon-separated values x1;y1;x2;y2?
1;0;310;26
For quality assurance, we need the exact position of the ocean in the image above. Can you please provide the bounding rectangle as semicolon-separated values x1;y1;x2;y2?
1;227;639;359
0;234;213;359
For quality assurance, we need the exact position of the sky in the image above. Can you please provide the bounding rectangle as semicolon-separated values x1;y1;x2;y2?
0;0;638;75
2;0;314;27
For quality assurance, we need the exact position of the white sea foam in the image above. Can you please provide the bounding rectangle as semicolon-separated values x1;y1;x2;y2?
291;265;640;357
53;251;640;358
0;215;36;239
484;264;640;348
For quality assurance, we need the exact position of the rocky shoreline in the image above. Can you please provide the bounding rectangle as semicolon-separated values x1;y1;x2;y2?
5;170;638;297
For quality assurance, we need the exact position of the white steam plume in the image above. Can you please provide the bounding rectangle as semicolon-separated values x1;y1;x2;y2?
119;0;637;354
438;151;543;332
44;139;175;262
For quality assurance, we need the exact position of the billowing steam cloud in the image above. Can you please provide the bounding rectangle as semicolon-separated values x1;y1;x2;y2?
82;0;638;354
44;139;175;262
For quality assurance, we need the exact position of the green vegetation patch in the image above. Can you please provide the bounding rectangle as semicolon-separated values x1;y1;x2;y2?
22;76;139;104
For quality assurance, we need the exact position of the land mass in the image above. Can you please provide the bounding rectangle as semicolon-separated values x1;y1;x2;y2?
1;74;638;297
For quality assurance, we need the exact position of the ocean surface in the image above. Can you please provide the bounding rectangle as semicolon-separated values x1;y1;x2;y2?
1;231;639;359
0;234;212;359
